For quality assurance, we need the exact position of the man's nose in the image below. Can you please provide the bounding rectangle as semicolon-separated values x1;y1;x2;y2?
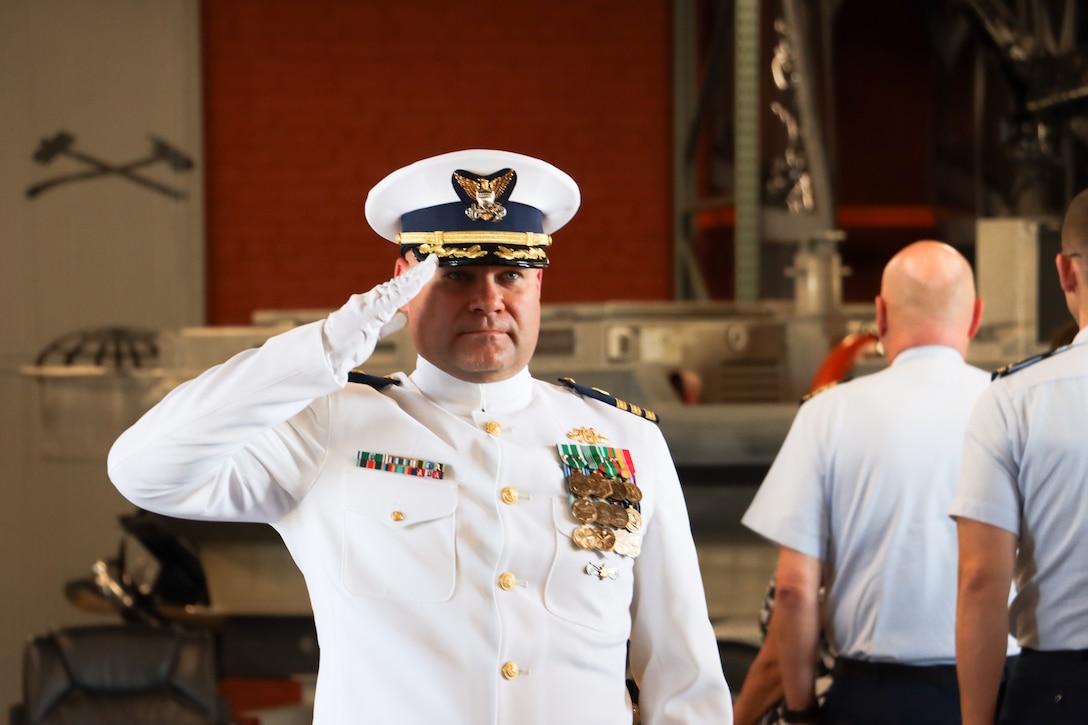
470;277;505;313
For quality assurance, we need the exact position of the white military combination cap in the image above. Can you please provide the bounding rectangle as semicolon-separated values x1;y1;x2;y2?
364;149;580;268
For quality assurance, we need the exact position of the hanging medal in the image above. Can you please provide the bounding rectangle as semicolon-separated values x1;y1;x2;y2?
557;441;643;558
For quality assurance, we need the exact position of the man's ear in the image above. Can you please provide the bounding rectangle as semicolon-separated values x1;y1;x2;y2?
1056;252;1079;294
967;297;983;339
394;255;411;277
874;295;888;338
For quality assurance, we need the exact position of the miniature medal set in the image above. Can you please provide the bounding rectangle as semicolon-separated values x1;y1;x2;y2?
556;444;643;560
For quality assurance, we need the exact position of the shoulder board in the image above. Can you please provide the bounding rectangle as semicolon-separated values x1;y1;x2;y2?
991;347;1065;381
557;377;660;424
347;370;401;389
799;381;838;406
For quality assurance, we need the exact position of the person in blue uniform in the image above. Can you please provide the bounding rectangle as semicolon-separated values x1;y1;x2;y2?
107;149;732;725
953;188;1088;725
742;240;1017;725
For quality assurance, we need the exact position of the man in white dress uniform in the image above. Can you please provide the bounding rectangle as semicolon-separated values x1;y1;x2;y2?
108;149;732;725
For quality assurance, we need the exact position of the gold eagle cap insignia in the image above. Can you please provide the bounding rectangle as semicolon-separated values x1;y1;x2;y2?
454;169;515;222
454;169;515;201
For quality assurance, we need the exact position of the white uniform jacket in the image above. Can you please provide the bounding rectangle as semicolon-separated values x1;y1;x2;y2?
108;321;731;725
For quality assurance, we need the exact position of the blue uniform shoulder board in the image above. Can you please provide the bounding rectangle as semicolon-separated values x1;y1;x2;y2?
347;370;402;389
799;381;838;406
558;377;660;424
991;346;1066;381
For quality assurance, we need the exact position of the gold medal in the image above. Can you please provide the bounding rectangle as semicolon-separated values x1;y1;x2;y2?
625;507;642;532
572;524;597;550
624;482;643;503
609;480;628;501
595;527;616;551
568;471;593;497
572;498;598;523
610;504;629;528
589;474;612;499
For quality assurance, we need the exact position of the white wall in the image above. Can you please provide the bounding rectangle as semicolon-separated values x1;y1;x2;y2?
0;0;203;706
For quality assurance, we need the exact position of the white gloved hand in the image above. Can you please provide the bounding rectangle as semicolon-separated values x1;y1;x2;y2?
322;254;438;379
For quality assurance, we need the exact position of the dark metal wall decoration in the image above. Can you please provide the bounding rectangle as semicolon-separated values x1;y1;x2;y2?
32;327;159;369
26;131;194;200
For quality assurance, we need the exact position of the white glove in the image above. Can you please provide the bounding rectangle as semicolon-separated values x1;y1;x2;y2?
322;254;438;379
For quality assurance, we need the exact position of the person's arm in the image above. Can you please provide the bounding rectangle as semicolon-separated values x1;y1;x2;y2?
774;546;822;724
107;258;436;521
732;610;785;725
956;517;1017;725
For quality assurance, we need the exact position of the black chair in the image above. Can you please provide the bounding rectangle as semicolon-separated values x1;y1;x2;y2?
10;624;228;725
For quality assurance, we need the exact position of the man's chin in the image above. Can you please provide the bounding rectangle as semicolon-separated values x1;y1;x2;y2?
459;357;515;377
449;351;526;381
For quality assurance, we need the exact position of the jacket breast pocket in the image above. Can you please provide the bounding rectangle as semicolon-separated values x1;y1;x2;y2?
543;498;634;637
340;470;458;602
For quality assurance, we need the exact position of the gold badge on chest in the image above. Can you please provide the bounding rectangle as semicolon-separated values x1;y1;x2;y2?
567;427;608;444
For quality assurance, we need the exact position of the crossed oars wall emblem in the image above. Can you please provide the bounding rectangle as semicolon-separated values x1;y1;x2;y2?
26;131;194;200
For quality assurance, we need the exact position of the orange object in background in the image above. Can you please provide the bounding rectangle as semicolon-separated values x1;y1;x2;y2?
219;677;304;725
809;332;880;392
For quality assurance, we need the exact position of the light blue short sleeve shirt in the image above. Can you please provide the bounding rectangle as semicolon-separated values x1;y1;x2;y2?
953;327;1088;650
744;345;1007;664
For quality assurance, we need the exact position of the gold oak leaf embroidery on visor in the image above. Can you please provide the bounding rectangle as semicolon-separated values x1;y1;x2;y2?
416;243;487;259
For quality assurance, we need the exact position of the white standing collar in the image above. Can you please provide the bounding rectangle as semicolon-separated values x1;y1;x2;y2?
409;355;534;415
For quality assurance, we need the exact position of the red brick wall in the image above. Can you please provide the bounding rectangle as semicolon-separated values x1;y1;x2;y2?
201;0;674;324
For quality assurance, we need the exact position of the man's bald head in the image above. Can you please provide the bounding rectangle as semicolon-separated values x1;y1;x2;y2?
876;240;981;361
